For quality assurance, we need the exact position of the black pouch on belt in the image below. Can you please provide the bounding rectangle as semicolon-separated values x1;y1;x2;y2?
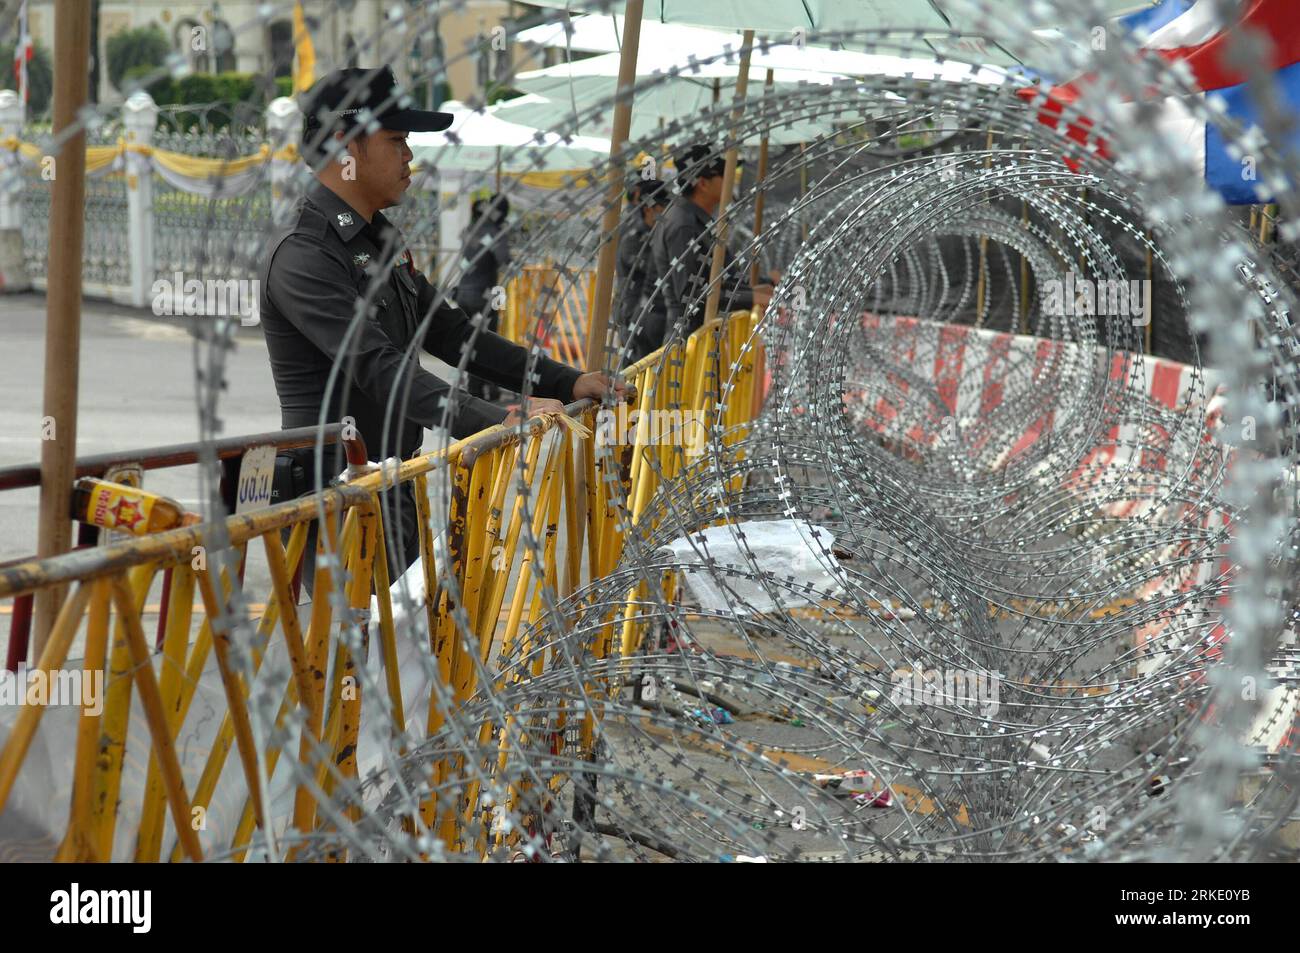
271;453;309;503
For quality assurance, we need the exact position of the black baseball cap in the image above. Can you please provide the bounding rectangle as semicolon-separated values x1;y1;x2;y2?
626;175;668;205
302;66;454;135
672;143;726;187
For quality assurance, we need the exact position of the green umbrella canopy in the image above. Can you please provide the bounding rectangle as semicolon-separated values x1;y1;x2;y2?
508;42;1009;145
521;0;1158;66
523;0;1154;31
511;49;857;145
498;82;846;146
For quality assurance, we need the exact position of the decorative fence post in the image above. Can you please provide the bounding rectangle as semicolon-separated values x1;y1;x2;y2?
266;96;304;226
123;90;158;308
0;89;29;290
0;89;23;231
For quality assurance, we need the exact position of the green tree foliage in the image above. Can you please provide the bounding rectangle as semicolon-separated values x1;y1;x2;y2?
105;25;170;92
121;69;281;133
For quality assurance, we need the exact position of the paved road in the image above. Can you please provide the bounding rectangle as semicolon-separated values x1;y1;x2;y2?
0;292;468;662
0;291;461;564
0;293;283;562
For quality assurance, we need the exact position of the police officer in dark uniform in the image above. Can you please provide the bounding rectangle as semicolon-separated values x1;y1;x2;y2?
260;67;625;583
614;176;669;364
651;143;773;346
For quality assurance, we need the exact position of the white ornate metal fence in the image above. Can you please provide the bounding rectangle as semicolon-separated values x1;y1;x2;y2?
0;91;439;304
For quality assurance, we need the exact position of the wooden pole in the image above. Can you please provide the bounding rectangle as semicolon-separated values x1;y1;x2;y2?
975;129;994;320
703;31;755;325
799;141;809;243
749;68;774;288
577;0;643;601
1260;203;1275;244
33;0;92;656
583;0;643;371
1145;228;1155;355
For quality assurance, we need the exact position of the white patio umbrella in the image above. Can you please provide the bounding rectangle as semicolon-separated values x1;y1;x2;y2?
409;98;612;283
408;97;611;173
748;44;1010;86
505;64;851;145
516;13;739;55
513;43;830;117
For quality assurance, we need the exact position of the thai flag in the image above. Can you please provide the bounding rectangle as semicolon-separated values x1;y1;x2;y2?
1118;0;1196;37
13;0;32;106
1022;0;1300;204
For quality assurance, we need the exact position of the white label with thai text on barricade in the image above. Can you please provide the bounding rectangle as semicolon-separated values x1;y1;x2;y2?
235;444;276;514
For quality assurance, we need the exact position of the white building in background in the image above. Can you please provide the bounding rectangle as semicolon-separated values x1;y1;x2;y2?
20;1;561;107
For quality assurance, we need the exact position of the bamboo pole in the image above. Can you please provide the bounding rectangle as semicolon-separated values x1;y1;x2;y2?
33;0;93;656
1260;203;1275;244
749;68;774;288
577;0;643;617
583;0;644;372
1145;228;1155;354
703;31;755;326
799;142;809;243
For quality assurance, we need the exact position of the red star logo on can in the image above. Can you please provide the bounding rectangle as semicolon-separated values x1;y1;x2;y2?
110;495;145;532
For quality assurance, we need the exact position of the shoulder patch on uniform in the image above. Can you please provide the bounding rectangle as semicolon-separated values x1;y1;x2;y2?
294;203;330;238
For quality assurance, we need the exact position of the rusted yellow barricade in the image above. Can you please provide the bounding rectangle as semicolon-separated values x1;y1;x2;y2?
0;311;765;861
500;265;597;367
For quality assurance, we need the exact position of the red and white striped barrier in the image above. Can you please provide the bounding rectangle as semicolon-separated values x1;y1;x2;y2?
843;314;1296;756
850;314;1218;468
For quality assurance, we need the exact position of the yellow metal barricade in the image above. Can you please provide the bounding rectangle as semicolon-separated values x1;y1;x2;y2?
0;311;766;861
